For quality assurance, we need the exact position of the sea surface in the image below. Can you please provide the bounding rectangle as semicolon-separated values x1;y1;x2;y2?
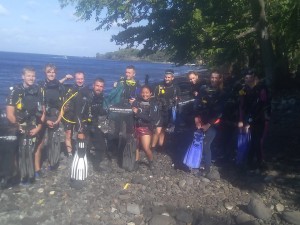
0;51;200;107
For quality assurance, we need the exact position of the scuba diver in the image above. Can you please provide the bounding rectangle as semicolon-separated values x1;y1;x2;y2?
86;78;109;171
6;67;44;185
62;71;87;157
61;71;90;189
151;69;181;153
131;85;160;171
194;70;225;176
106;65;141;169
238;68;270;171
35;64;69;178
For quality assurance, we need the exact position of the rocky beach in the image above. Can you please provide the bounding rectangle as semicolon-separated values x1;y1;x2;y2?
0;136;300;225
1;88;300;225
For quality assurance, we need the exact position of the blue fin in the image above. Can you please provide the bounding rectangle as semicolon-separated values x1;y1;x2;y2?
183;130;204;169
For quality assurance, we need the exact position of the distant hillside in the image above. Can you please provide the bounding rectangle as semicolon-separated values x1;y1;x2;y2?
96;48;171;62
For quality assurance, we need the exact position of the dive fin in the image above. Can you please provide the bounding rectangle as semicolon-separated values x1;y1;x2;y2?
183;129;204;169
236;129;251;165
47;128;61;169
71;139;88;180
19;135;36;179
122;134;137;172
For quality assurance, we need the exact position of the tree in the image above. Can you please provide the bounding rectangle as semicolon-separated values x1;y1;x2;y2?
59;0;299;81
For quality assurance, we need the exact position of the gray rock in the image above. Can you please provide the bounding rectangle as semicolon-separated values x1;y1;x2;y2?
235;213;252;224
126;203;141;215
247;197;272;220
149;214;176;225
282;211;300;225
275;203;284;212
201;177;211;183
0;193;9;202
206;170;220;181
178;180;186;189
224;201;235;210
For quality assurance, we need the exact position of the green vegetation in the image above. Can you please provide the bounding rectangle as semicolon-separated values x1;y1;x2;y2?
96;48;171;62
59;0;299;89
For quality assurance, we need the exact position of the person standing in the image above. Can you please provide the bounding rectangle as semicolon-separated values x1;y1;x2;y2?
6;67;44;184
132;85;160;171
106;65;141;167
64;71;90;189
86;78;109;171
34;64;69;177
238;68;270;170
151;69;181;152
62;71;88;157
194;70;224;175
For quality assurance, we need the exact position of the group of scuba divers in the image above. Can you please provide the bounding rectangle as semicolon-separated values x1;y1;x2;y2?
0;63;270;189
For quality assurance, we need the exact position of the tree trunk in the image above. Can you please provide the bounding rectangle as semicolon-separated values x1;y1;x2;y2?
250;0;275;89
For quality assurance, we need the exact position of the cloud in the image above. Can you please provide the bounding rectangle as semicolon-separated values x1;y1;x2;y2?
0;4;9;16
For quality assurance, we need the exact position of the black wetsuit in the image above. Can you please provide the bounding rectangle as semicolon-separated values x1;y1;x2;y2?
122;80;141;104
86;91;108;169
239;81;270;168
6;84;44;181
63;85;89;132
132;97;160;131
40;79;65;122
114;79;141;134
39;79;65;167
153;82;181;127
67;85;91;135
194;84;224;171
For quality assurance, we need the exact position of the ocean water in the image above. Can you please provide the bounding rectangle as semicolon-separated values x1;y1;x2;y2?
0;51;199;107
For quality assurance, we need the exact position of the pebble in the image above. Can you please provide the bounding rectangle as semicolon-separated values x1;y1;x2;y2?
224;201;235;210
127;203;141;215
275;203;284;212
247;197;272;220
178;180;186;189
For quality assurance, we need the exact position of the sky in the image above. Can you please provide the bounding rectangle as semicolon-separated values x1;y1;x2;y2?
0;0;122;57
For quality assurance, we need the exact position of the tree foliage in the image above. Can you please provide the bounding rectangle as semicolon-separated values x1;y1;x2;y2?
95;48;171;62
59;0;299;73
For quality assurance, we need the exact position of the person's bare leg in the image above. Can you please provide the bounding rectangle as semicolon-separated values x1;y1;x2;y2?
151;127;162;149
158;128;166;147
65;129;72;156
35;139;44;172
141;135;152;161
